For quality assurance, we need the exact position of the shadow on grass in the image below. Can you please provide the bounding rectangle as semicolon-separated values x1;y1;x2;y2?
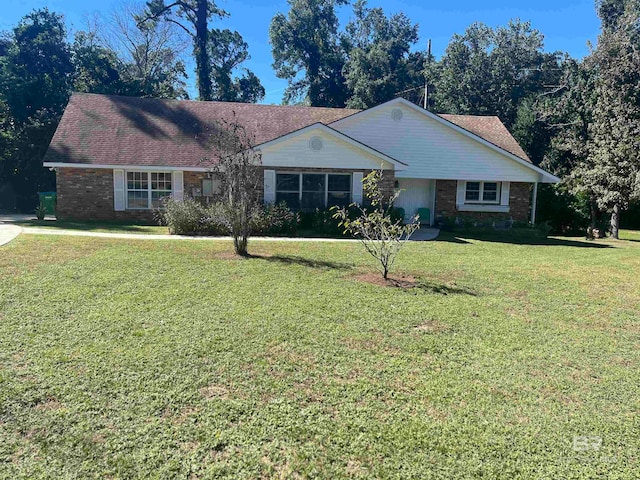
415;281;478;296
435;230;612;248
14;220;161;233
250;254;353;271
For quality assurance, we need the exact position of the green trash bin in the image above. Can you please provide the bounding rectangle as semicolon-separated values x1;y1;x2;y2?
38;191;57;216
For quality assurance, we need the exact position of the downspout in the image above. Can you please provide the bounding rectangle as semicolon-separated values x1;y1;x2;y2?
531;182;538;226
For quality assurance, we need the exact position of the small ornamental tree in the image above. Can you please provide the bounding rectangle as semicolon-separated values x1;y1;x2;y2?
332;170;419;279
205;117;263;255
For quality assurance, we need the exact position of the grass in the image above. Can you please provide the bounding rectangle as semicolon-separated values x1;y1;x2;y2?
0;232;639;478
620;229;640;242
11;219;168;235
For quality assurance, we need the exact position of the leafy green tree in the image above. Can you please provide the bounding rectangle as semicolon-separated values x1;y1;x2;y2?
209;29;265;103
72;31;124;95
341;0;423;108
435;20;562;130
0;9;73;210
269;0;348;106
583;0;640;238
333;170;420;279
1;9;73;123
539;60;597;190
142;0;225;100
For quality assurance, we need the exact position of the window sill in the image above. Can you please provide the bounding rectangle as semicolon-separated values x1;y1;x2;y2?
456;204;510;213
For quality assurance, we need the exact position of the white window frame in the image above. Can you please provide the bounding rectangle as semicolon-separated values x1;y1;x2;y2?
275;172;352;210
465;181;501;205
126;171;173;210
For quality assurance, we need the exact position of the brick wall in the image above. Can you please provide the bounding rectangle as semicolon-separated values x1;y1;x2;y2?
184;167;395;203
56;167;395;222
56;168;156;222
434;180;531;223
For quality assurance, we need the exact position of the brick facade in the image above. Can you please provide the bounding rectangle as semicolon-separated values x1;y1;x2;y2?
56;168;156;222
434;180;531;223
55;167;396;222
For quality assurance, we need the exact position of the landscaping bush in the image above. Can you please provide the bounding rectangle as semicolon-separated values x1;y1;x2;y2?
157;197;226;235
35;203;47;220
257;202;300;236
297;207;363;237
158;198;302;237
536;184;590;235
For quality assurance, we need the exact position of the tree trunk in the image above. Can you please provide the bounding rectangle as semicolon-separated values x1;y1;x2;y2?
194;0;212;100
234;234;248;256
590;196;598;229
610;203;620;239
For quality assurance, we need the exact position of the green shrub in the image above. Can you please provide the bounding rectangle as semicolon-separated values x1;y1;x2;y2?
35;203;47;220
157;198;226;236
298;207;359;237
389;206;405;224
259;202;299;236
536;184;590;235
158;198;301;237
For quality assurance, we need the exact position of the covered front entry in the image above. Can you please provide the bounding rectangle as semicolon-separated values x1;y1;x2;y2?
394;178;435;225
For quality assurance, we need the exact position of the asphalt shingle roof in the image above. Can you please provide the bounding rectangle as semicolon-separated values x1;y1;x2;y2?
44;93;530;167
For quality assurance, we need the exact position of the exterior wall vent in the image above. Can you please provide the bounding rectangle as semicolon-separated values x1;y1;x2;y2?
309;136;324;151
391;108;403;121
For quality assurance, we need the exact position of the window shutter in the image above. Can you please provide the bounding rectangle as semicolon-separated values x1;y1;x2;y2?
172;171;184;201
264;169;276;203
352;172;364;204
113;169;125;211
500;181;510;206
456;181;466;206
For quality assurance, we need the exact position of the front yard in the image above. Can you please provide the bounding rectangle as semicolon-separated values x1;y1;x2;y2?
0;233;638;478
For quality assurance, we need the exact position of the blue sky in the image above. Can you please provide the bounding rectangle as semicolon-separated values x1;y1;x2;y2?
2;0;601;104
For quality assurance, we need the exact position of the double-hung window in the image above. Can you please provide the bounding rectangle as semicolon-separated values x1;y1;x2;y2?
275;172;352;211
126;171;172;209
465;181;500;204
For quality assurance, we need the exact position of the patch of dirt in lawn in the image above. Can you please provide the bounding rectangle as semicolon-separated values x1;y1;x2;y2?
352;272;419;288
213;251;252;261
200;384;231;400
351;272;477;296
413;320;448;333
34;398;63;412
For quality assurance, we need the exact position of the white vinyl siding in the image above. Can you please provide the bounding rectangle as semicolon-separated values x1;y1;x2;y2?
261;129;395;171
393;178;435;224
332;104;540;182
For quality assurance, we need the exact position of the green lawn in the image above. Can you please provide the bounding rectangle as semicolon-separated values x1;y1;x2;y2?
0;233;638;479
12;219;168;235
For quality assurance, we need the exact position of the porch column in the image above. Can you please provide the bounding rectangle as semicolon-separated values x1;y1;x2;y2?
531;182;538;225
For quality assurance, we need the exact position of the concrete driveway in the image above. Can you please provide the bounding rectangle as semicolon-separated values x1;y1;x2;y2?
0;224;22;246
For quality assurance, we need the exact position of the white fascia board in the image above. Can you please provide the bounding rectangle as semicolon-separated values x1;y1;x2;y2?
43;162;210;172
331;97;561;184
255;122;407;170
396;171;548;183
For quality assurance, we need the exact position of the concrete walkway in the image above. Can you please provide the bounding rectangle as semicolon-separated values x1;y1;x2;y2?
0;224;22;246
0;213;55;222
19;226;440;243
